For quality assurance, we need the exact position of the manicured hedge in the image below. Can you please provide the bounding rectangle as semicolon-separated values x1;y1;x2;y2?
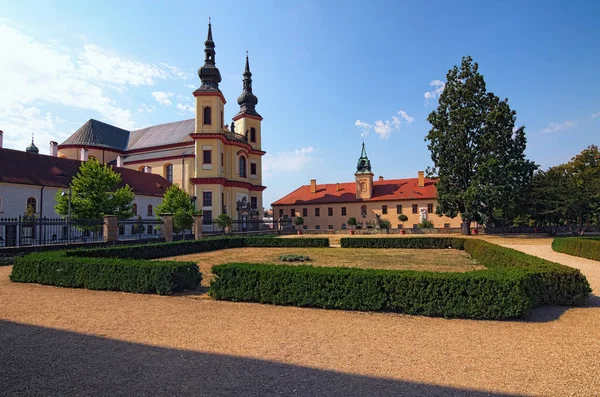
209;237;591;319
210;263;533;319
66;237;330;260
10;251;200;295
552;237;600;262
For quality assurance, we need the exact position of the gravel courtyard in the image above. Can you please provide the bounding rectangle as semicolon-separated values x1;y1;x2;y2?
1;237;599;396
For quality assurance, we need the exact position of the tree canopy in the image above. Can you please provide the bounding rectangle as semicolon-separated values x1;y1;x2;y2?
55;158;134;222
155;184;200;233
426;56;537;234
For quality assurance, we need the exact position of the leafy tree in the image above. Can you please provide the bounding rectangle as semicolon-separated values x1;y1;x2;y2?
397;214;408;223
155;185;200;234
347;217;357;228
215;213;233;233
426;56;537;235
55;158;134;225
132;215;145;238
378;218;391;230
294;216;304;227
418;219;434;229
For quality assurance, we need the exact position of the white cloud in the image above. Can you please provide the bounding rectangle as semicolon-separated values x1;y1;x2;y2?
355;109;414;139
424;80;445;102
263;146;315;177
184;83;196;89
0;22;189;151
152;91;174;106
137;103;155;113
541;120;576;134
592;110;600;118
176;103;194;113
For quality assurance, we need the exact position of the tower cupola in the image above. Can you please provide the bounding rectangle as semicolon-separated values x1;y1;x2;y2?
236;53;261;118
26;134;39;154
355;142;372;174
197;19;222;91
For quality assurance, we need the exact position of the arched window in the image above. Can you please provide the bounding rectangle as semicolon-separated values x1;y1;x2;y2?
250;128;256;142
239;156;247;178
361;205;367;218
164;164;173;183
147;204;153;216
132;203;137;216
26;197;37;213
203;106;212;125
360;182;367;192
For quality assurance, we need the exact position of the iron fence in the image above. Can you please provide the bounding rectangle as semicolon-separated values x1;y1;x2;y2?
117;218;164;241
0;217;104;248
202;219;292;235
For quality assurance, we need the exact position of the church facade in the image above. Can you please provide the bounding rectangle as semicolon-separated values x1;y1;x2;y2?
57;22;266;226
272;143;464;230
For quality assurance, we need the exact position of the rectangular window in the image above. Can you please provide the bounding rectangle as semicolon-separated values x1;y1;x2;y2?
341;207;346;216
291;209;295;217
412;204;418;214
221;153;224;168
302;208;307;217
397;224;403;229
315;208;320;217
328;207;333;216
250;129;256;142
315;225;320;230
413;224;418;229
302;225;308;230
203;191;212;207
221;193;225;211
147;225;153;234
203;150;211;164
396;205;402;214
203;210;213;224
444;223;450;229
251;196;257;210
328;225;334;229
165;165;173;183
118;225;124;235
279;209;284;217
382;205;387;214
427;203;434;213
250;163;257;175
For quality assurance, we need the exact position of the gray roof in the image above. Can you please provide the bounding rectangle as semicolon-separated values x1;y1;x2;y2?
61;119;130;151
121;147;195;163
126;119;195;150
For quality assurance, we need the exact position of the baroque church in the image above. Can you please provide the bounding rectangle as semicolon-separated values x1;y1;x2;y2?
56;22;266;225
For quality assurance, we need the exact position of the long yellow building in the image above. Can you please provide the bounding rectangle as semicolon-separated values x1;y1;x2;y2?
57;22;265;227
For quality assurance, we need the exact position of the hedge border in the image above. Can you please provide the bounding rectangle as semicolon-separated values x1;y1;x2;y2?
552;237;600;262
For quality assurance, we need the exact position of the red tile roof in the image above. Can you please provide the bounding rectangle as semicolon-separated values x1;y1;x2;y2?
272;178;438;206
0;148;170;197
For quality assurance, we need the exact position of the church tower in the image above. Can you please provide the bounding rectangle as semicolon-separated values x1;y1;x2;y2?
194;19;226;134
233;53;262;151
355;143;373;199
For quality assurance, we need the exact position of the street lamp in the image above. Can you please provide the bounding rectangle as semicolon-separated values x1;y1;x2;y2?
61;188;72;243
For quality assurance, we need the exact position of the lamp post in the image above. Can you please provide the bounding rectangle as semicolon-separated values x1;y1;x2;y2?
61;188;72;243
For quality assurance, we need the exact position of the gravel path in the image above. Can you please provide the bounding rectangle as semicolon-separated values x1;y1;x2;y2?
1;239;599;396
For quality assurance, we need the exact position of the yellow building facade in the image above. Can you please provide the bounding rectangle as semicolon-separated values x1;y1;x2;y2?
57;22;266;226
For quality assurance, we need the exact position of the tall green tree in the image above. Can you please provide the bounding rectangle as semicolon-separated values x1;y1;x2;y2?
55;158;134;223
155;185;200;234
426;56;537;235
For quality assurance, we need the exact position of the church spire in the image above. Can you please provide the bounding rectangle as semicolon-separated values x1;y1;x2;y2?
355;142;372;174
236;52;260;117
197;18;222;91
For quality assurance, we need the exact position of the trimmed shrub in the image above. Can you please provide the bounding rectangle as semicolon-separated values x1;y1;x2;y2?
210;263;533;319
552;237;600;262
67;236;330;260
279;254;310;262
340;237;465;249
10;251;200;295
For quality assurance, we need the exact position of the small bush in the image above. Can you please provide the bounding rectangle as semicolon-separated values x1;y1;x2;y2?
552;237;600;262
279;254;310;262
210;263;533;319
10;251;200;295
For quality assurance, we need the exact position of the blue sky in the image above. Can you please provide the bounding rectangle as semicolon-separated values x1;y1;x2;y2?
1;0;599;207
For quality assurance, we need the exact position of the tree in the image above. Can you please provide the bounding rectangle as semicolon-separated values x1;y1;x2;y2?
294;216;304;228
426;56;537;235
132;215;145;239
397;214;408;223
418;219;434;229
347;217;357;229
378;218;391;230
215;213;233;234
155;185;200;234
55;158;134;224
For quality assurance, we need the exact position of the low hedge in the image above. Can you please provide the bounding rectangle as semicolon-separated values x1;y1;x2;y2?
210;263;533;319
209;237;591;319
10;251;200;295
552;237;600;262
66;236;330;260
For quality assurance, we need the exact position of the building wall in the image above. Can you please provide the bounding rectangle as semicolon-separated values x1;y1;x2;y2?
57;147;120;164
273;199;463;230
123;155;194;195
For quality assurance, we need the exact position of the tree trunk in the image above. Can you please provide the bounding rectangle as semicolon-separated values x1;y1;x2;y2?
461;219;471;236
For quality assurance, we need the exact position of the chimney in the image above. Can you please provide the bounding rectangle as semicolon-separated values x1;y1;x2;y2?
418;171;425;187
0;130;3;148
49;141;58;157
378;176;384;181
116;155;123;167
310;179;317;194
80;148;88;161
336;183;340;192
144;166;150;173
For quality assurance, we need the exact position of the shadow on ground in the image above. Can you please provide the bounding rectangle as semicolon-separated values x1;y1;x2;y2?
0;320;522;397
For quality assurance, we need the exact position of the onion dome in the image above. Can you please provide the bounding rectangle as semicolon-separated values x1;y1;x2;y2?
197;19;222;91
26;135;39;154
236;53;261;117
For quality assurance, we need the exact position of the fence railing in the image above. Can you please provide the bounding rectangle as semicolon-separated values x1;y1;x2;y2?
117;218;164;241
202;219;292;235
0;217;104;248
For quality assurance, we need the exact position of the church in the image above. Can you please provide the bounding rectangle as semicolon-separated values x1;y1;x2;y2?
56;22;266;226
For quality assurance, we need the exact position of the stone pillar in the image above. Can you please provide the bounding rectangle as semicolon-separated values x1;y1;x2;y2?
161;214;173;242
193;214;203;240
103;215;118;242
